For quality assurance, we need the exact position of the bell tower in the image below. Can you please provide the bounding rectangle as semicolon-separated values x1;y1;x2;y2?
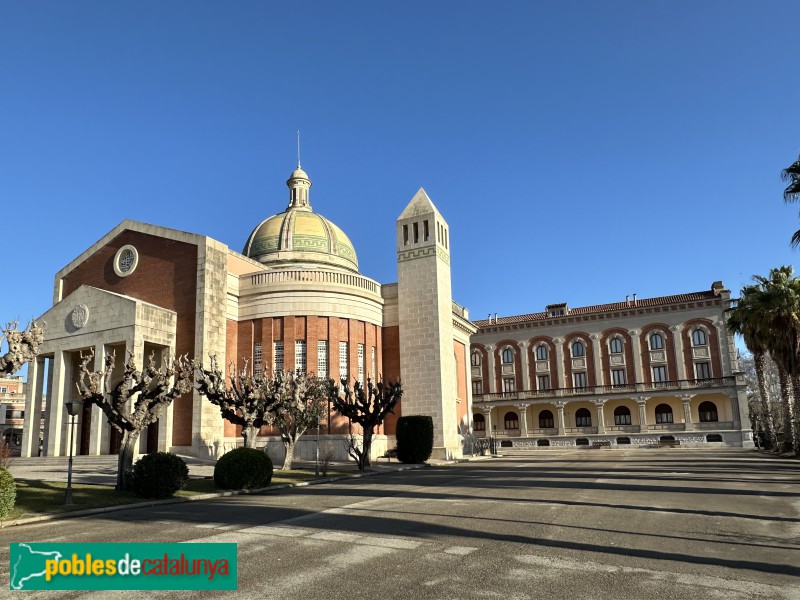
396;188;461;459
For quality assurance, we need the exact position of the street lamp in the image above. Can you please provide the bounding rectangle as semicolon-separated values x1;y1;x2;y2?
64;400;81;506
491;424;497;455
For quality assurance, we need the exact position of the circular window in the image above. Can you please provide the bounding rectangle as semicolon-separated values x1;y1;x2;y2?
113;245;139;277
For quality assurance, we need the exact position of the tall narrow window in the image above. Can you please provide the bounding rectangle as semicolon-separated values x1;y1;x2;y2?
371;346;376;380
274;341;284;373
357;344;364;383
572;341;585;357
317;340;328;379
472;380;483;395
403;224;409;246
655;403;674;424
575;408;592;427
573;372;587;389
650;333;664;350
253;342;263;378
339;341;348;379
536;345;548;360
611;369;626;386
695;362;711;379
609;338;623;354
537;375;551;390
503;378;515;393
692;329;707;346
444;228;448;249
501;348;514;364
295;340;307;374
613;406;632;426
471;351;481;366
413;222;419;243
652;365;667;383
423;220;430;241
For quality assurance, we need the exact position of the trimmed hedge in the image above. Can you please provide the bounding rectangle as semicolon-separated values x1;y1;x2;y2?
0;467;16;518
131;452;189;498
396;416;434;464
214;448;273;490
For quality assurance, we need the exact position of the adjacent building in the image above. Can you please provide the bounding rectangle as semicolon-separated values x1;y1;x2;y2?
0;375;26;449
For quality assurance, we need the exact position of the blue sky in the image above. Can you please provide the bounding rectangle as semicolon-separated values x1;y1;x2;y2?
1;1;798;327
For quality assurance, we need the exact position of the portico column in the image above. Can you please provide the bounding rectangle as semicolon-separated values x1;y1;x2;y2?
556;401;565;435
21;357;45;457
519;342;530;391
681;394;695;431
486;345;496;394
88;343;108;455
637;396;650;433
595;399;606;434
553;339;565;389
518;404;529;436
628;330;643;384
45;350;68;457
483;407;493;437
590;334;604;386
671;325;687;380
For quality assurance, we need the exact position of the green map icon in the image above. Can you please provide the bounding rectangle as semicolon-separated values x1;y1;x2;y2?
10;543;63;590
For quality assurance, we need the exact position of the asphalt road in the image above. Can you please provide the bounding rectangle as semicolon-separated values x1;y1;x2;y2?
2;449;799;600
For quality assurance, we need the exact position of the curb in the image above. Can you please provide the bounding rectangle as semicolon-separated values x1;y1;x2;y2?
1;463;430;528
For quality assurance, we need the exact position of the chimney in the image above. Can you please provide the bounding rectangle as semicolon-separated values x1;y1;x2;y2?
625;295;629;305
487;313;491;323
633;293;637;306
494;313;498;323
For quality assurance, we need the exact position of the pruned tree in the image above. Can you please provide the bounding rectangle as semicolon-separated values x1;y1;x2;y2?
263;370;331;470
782;154;800;247
75;349;194;491
331;378;402;470
0;320;43;377
194;356;278;449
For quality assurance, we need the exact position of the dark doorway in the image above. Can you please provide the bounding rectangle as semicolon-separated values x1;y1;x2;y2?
109;427;122;454
146;421;159;453
79;401;92;455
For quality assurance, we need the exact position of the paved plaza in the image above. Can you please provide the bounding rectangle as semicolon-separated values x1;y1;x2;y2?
1;449;798;599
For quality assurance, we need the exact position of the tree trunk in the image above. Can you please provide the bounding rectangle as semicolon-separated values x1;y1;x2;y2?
776;363;795;453
282;438;296;470
241;424;258;449
360;428;374;470
754;351;777;449
792;372;800;455
117;429;140;491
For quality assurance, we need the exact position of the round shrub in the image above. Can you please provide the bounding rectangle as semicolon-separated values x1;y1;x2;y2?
396;415;434;464
0;467;16;518
131;452;189;499
214;448;273;490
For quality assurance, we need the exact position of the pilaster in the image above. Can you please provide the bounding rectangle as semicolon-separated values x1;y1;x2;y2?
671;325;687;380
637;396;650;432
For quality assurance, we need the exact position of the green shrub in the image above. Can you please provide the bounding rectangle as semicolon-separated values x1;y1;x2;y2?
0;467;16;518
214;448;273;490
131;452;189;499
396;416;434;464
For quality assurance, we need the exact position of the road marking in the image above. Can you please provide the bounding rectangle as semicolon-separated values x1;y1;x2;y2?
310;531;363;543
239;526;310;537
444;546;477;556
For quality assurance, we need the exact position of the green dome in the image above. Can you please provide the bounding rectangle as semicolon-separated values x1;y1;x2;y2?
243;209;359;271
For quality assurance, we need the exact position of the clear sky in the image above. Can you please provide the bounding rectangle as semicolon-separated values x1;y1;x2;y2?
1;1;798;328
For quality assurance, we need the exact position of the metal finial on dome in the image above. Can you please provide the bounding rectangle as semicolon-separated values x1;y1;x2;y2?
297;129;301;169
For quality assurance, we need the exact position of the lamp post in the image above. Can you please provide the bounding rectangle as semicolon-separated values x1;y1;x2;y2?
491;424;497;455
64;400;81;505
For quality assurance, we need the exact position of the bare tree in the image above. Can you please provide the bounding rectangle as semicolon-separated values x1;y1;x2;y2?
194;356;278;449
331;378;402;470
75;349;194;491
0;320;43;377
263;371;330;470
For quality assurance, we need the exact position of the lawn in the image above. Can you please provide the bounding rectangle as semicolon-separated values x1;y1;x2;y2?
3;469;351;521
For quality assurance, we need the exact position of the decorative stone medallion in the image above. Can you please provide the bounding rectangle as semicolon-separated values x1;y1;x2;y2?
71;304;89;329
113;244;139;277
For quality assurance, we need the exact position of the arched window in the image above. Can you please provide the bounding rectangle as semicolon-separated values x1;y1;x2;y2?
613;406;631;426
471;351;481;367
535;345;548;360
575;408;592;427
501;347;514;364
539;410;554;429
698;401;718;422
473;413;485;431
609;337;623;354
504;411;519;429
650;333;664;350
572;341;585;357
692;329;707;346
655;403;674;424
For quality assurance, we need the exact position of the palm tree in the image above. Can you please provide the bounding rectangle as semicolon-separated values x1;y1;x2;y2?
757;267;800;453
727;284;777;449
782;154;800;247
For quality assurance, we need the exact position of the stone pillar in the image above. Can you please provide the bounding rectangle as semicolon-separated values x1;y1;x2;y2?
483;407;493;435
45;350;68;457
556;401;565;435
553;338;565;389
671;325;687;380
628;330;643;384
88;343;108;455
637;396;650;433
681;394;695;431
519;341;530;391
595;399;606;434
486;345;496;394
21;357;45;457
714;320;727;377
518;404;529;436
590;334;604;386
